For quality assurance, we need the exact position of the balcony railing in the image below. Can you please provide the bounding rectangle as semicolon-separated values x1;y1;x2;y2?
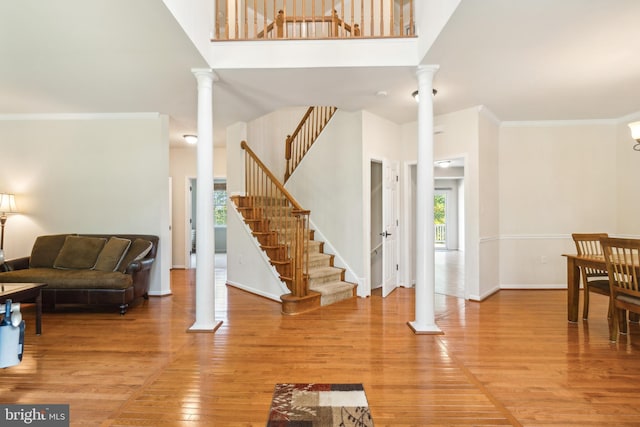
214;0;415;40
435;224;446;245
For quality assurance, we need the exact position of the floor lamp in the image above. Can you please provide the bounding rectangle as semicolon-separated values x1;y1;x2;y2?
0;193;18;264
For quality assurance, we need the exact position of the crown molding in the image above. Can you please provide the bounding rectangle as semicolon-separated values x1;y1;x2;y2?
0;113;161;121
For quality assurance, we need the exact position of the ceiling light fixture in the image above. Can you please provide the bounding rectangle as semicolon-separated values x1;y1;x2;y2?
628;121;640;151
412;89;437;102
183;134;198;145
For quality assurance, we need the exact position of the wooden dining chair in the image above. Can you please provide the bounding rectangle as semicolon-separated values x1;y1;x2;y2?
601;237;640;342
572;233;610;319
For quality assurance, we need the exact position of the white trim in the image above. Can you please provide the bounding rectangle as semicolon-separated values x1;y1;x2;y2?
148;289;173;296
309;217;362;294
615;111;640;123
226;280;282;302
500;234;570;240
500;284;567;290
499;234;640;241
478;105;501;125
171;264;187;269
479;235;500;243
467;285;499;301
0;113;161;121
501;118;618;127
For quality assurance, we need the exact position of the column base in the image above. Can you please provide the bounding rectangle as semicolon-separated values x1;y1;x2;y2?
188;320;223;333
407;321;444;335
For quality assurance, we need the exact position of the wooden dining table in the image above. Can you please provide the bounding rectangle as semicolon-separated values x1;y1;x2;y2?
563;252;640;323
562;253;606;322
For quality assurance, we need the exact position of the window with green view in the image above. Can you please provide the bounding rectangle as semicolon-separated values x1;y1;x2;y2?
214;181;227;226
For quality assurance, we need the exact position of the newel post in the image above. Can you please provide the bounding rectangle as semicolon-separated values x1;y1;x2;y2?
285;135;292;181
291;210;308;298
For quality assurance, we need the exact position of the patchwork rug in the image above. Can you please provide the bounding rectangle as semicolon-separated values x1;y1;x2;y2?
266;383;374;427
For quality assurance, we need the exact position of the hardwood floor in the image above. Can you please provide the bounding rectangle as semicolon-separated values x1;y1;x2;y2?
2;262;640;426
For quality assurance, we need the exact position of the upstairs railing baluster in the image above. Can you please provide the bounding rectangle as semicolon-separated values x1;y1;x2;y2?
213;1;414;41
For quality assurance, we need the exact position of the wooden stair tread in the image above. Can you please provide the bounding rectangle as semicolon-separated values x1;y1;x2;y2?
309;280;355;294
308;265;344;277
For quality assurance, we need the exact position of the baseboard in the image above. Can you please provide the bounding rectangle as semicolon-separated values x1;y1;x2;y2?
148;290;173;297
500;284;567;290
226;280;282;302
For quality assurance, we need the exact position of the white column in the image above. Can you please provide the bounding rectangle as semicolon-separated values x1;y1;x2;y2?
408;65;442;334
190;68;220;331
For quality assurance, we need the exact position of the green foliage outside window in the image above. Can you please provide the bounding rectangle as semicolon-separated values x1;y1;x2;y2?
434;194;445;224
214;189;227;226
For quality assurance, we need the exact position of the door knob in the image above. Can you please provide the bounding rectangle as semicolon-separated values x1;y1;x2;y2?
380;231;392;238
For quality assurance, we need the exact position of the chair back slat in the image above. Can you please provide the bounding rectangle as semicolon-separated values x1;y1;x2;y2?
572;233;608;278
601;238;640;295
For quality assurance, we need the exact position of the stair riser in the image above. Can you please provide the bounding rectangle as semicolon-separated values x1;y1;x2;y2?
308;256;331;269
308;272;343;286
264;246;287;261
320;289;355;306
255;233;279;246
273;263;292;278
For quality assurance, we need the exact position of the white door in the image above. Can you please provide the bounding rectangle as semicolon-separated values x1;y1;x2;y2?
382;159;399;297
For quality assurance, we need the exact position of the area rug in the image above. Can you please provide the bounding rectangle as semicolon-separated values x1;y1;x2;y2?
266;383;374;427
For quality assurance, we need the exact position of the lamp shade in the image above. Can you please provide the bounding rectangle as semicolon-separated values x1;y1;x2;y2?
628;121;640;141
0;194;17;214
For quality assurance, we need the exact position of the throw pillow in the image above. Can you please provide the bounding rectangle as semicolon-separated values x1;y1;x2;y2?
93;237;132;272
53;236;107;270
30;234;73;268
118;238;153;273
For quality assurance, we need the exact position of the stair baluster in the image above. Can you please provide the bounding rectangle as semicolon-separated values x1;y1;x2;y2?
284;106;337;182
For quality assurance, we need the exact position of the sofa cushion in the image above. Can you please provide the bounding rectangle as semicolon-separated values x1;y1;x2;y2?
94;237;131;272
30;234;72;268
0;268;133;290
118;238;153;272
53;236;107;270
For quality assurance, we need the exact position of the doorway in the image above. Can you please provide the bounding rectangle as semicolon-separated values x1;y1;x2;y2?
187;178;228;269
408;160;466;298
370;159;399;297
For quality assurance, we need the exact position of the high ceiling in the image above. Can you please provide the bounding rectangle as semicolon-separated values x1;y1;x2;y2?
1;0;639;148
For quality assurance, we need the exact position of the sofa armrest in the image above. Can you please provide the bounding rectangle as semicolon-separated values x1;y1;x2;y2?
124;257;155;274
4;257;30;271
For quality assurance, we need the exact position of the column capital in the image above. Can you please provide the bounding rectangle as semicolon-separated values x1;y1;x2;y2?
191;68;219;85
416;65;440;85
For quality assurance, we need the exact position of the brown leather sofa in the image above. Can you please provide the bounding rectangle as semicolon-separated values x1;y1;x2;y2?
0;234;158;314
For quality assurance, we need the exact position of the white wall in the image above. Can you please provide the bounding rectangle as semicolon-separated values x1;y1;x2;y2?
415;0;462;63
246;107;308;181
286;110;365;289
433;107;482;299
361;110;410;290
499;120;618;287
162;0;213;63
478;110;500;298
616;117;640;236
169;145;227;268
0;114;171;295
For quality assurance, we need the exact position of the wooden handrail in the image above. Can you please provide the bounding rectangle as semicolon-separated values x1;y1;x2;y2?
285;106;337;182
241;140;304;211
215;0;414;40
241;140;310;299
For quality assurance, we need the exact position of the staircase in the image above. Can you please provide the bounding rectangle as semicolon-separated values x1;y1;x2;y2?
235;141;356;315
